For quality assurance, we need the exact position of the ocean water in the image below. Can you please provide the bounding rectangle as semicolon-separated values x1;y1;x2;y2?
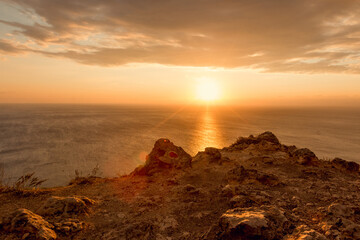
0;104;359;187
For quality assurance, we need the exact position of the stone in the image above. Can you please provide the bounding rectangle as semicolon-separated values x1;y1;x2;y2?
257;131;281;145
205;206;289;239
37;196;95;217
53;218;85;235
284;225;327;240
1;209;56;240
131;138;192;175
227;165;282;186
331;158;360;173
193;147;222;164
344;222;360;239
158;216;178;232
327;203;354;217
221;184;235;197
227;131;281;151
293;148;318;165
229;195;256;208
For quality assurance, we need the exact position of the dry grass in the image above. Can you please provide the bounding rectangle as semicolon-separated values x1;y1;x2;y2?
69;163;103;185
0;167;47;194
13;173;47;189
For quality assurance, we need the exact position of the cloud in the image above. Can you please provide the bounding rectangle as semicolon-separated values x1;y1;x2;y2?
1;0;360;73
0;39;25;54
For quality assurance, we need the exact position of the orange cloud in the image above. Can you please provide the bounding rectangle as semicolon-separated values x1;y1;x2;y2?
1;0;360;73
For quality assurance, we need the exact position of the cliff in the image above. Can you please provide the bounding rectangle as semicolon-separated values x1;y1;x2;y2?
1;132;360;240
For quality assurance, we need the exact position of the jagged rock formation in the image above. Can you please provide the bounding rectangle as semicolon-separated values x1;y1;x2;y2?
331;157;360;173
225;131;281;151
131;138;192;175
37;196;95;217
285;225;326;240
1;132;360;240
0;209;56;240
193;147;223;164
0;196;95;239
205;206;290;239
292;148;319;165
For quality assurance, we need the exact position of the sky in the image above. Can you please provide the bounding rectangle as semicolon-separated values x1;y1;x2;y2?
0;0;360;106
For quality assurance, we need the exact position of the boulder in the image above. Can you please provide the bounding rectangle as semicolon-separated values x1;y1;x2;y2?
292;148;318;165
320;218;360;239
343;221;360;239
327;203;354;218
229;195;256;208
331;158;359;173
284;225;327;240
227;131;281;151
205;206;290;239
132;138;192;175
37;196;95;217
53;218;85;235
257;131;281;145
221;185;235;197
1;208;56;240
193;147;222;164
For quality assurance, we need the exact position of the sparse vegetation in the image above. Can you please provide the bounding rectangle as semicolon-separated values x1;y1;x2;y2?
0;170;47;194
70;164;103;185
13;172;47;190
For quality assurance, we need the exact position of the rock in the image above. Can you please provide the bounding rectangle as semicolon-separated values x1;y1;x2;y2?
226;131;281;151
205;147;221;160
221;185;235;197
193;147;222;164
285;225;327;240
53;218;85;235
1;209;56;240
158;216;178;232
227;165;282;186
327;203;354;217
131;138;192;175
257;131;281;145
37;196;95;217
229;195;256;208
343;221;360;239
331;158;359;173
293;148;318;165
205;206;289;239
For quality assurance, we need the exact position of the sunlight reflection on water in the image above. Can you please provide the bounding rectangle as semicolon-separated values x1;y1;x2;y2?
193;108;224;151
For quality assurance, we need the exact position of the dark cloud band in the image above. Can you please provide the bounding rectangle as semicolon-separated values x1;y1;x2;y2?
1;0;360;73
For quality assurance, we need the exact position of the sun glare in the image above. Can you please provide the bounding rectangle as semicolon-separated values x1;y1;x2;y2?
196;79;220;102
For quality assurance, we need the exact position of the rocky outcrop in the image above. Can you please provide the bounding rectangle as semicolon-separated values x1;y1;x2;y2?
317;203;360;239
285;225;326;240
331;157;360;173
0;209;57;240
193;147;223;164
225;131;281;151
1;131;360;240
53;218;85;236
292;148;319;165
205;206;290;239
37;196;95;217
131;138;192;175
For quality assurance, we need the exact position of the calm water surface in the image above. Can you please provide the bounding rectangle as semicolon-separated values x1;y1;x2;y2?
0;104;359;186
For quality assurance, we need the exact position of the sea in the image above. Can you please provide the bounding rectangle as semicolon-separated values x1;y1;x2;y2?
0;104;359;187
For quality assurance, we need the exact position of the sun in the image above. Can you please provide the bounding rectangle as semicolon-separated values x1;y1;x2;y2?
196;79;220;102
